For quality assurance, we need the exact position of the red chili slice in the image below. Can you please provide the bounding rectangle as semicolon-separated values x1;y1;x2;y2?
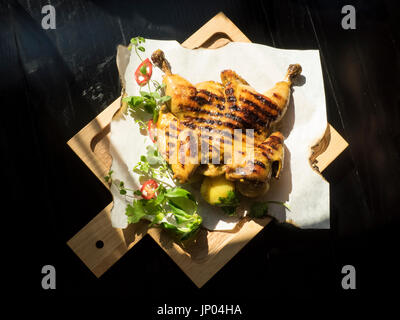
134;58;153;86
147;119;157;143
140;179;158;200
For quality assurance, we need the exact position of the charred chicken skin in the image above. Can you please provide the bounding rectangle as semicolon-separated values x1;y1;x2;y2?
151;49;301;196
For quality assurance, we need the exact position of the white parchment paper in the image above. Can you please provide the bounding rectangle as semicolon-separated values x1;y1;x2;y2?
110;39;330;230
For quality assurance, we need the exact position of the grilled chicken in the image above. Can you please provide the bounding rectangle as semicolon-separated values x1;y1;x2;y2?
156;107;200;183
151;49;301;194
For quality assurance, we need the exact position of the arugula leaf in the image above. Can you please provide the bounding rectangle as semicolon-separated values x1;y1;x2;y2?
169;197;197;216
160;213;202;241
168;203;192;221
164;187;191;199
165;187;197;215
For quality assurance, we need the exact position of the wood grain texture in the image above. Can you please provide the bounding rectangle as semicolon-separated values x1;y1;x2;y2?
66;12;347;287
148;217;271;288
67;203;148;278
67;97;122;187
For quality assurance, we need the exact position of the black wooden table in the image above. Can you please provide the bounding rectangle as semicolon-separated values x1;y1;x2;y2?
3;0;399;307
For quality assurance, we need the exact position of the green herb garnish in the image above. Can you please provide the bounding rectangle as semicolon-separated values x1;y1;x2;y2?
124;89;171;123
128;36;146;61
125;37;171;123
125;186;202;241
216;190;240;216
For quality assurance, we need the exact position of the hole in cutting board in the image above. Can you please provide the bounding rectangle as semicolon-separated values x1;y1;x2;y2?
95;240;104;249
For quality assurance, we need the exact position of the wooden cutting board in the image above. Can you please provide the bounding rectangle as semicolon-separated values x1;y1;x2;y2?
66;12;348;288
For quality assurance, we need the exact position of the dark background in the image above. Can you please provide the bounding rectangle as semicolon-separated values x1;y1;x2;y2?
3;0;400;309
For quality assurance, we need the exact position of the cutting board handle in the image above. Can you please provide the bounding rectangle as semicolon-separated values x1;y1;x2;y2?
182;12;251;49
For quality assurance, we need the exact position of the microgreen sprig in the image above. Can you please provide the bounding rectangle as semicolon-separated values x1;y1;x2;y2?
133;145;174;188
104;170;141;198
128;36;146;61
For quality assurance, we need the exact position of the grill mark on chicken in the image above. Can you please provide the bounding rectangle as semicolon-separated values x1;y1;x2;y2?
246;159;267;170
257;143;273;154
227;95;237;103
268;134;283;143
245;90;280;112
181;121;197;130
229;104;240;111
203;125;214;131
152;50;297;184
273;93;282;99
225;86;269;131
180;105;224;117
189;89;225;106
230;102;271;129
165;131;178;139
261;150;271;160
261;135;283;150
239;98;277;120
224;112;257;130
254;160;266;169
267;143;279;151
190;95;209;106
198;89;225;102
225;87;238;103
216;104;225;111
184;116;223;126
181;116;238;131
